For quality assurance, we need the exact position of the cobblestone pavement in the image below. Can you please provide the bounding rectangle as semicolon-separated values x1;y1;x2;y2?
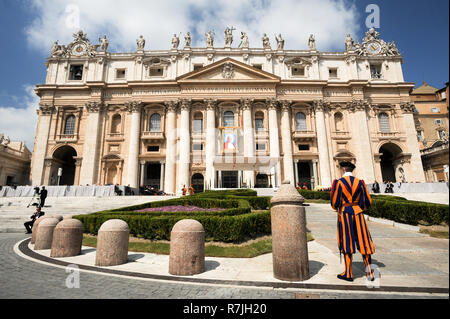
1;234;447;299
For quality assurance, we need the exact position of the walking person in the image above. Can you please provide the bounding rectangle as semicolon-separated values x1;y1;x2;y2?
39;186;48;207
330;161;376;282
24;206;45;234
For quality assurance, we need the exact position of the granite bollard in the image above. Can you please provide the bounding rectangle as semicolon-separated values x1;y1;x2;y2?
31;215;64;244
50;218;84;257
270;180;309;281
34;218;59;250
95;219;129;266
169;219;205;276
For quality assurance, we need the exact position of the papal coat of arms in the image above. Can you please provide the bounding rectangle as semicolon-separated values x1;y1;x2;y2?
222;62;234;79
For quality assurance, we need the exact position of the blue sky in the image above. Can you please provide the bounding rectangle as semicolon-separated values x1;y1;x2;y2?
0;0;448;148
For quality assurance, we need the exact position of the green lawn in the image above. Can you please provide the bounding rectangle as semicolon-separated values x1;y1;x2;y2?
82;233;314;258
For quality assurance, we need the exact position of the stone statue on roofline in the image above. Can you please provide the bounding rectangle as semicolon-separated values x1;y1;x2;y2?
184;32;191;48
224;27;235;47
276;34;285;50
262;33;271;49
345;34;354;52
137;35;146;51
308;34;316;50
51;41;67;57
99;35;109;52
171;34;180;49
205;31;214;48
239;32;249;49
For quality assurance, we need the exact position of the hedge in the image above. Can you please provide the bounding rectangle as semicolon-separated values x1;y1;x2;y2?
298;189;448;225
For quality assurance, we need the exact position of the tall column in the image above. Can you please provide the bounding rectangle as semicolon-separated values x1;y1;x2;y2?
267;99;282;188
401;103;426;182
124;101;142;188
160;161;165;191
312;159;319;189
178;99;191;192
205;99;217;190
31;104;54;186
280;101;295;185
139;161;146;187
313;100;332;188
242;99;255;188
164;101;178;194
351;100;376;183
294;160;299;185
79;101;103;186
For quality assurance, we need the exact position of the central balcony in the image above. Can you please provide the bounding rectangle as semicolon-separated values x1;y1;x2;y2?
293;130;316;141
55;134;78;143
142;131;165;140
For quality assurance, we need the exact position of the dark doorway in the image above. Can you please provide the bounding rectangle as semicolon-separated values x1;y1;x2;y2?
53;146;77;186
191;173;204;193
146;163;161;189
255;174;269;188
379;143;402;183
6;176;14;186
297;162;312;189
222;171;238;188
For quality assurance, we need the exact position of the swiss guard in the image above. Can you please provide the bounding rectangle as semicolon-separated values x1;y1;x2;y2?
330;161;376;282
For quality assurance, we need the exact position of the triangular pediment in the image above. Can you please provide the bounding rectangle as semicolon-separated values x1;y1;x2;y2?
177;58;280;83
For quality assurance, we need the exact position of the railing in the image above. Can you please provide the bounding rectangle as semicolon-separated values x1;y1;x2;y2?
374;131;400;140
293;131;316;139
142;131;165;140
56;134;78;143
331;131;351;139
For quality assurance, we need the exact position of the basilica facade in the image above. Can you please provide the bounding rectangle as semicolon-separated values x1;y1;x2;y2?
31;29;426;194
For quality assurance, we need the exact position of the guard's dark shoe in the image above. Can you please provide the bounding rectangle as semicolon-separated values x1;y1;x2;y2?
25;231;32;234
337;274;354;282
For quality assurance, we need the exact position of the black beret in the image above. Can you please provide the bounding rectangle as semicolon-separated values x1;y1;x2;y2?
339;161;356;170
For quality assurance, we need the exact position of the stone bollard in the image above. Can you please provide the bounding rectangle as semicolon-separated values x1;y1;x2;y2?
270;180;309;281
95;219;129;266
169;219;205;276
31;215;64;244
50;219;84;258
34;218;59;250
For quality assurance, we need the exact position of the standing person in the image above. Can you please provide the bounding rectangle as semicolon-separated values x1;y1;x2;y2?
330;161;376;282
24;206;45;234
372;181;380;193
39;186;48;208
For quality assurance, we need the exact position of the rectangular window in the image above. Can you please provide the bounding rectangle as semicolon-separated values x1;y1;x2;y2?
256;143;266;151
370;64;382;79
292;67;305;76
69;65;83;81
252;64;262;70
193;119;203;133
147;146;160;152
434;119;443;125
298;144;310;151
193;64;203;71
116;69;126;79
149;67;164;77
417;131;424;141
431;107;440;113
193;143;203;151
329;68;338;78
255;119;264;131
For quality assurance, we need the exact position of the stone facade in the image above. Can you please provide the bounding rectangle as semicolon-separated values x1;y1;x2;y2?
0;134;31;186
31;29;426;193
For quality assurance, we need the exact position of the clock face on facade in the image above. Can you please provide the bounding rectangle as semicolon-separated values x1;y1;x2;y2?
367;41;382;55
72;44;86;56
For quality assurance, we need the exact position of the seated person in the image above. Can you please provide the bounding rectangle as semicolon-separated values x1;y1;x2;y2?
114;184;123;196
24;206;45;234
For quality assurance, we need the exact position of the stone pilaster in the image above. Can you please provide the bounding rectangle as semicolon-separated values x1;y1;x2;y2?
313;100;332;188
205;99;217;190
178;99;191;192
349;99;376;183
79;101;104;186
164;100;178;194
31;104;55;186
241;98;255;187
267;98;281;187
401;102;426;182
125;101;142;188
280;101;295;185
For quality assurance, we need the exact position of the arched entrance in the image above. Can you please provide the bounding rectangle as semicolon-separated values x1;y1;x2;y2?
255;174;269;188
379;143;403;183
52;146;77;186
101;155;123;186
191;173;204;193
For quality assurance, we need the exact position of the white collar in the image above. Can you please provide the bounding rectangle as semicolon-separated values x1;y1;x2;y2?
343;172;353;177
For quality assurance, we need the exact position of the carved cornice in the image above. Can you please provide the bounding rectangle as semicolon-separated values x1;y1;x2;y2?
400;102;416;114
39;104;55;115
124;101;142;113
164;100;178;113
85;101;104;113
266;98;279;111
240;98;254;111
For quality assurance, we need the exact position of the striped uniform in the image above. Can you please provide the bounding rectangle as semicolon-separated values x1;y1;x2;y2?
330;175;375;256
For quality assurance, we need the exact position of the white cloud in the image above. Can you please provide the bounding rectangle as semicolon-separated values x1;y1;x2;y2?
25;0;360;53
0;86;40;150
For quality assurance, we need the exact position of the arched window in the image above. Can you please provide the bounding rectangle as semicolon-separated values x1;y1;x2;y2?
334;112;344;131
295;112;307;131
64;115;76;135
193;112;203;133
223;111;234;127
111;114;122;134
255;111;264;132
149;113;161;132
378;112;390;133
